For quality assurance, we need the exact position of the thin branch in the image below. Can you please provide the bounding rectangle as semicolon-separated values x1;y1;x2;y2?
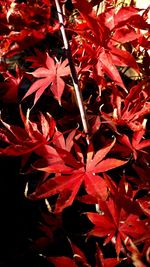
54;0;89;143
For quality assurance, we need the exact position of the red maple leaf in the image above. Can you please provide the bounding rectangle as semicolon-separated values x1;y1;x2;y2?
101;81;150;132
0;0;59;57
86;176;149;256
23;54;70;105
29;139;127;212
72;0;140;90
112;125;150;160
0;107;56;157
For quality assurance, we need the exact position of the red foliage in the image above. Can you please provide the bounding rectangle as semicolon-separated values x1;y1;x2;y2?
0;0;149;266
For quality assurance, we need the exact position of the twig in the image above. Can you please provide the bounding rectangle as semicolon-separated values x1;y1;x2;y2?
54;0;89;144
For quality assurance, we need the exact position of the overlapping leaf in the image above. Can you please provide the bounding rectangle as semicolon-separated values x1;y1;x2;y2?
0;0;59;57
0;108;56;156
87;184;149;255
0;0;149;265
101;81;150;132
72;0;141;90
29;139;127;212
112;126;150;160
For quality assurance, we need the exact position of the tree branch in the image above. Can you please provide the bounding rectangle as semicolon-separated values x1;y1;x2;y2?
54;0;89;143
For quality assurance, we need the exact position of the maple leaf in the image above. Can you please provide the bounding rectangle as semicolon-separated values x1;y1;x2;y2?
29;139;127;212
112;126;150;160
87;196;149;256
96;48;125;90
72;0;102;45
72;1;142;90
101;81;150;132
86;175;149;256
0;107;56;157
23;54;70;105
0;0;58;57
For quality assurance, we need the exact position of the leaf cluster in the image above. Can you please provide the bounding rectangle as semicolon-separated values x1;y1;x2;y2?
0;0;150;266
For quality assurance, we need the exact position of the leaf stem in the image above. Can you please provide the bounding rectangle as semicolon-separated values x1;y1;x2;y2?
54;0;89;143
